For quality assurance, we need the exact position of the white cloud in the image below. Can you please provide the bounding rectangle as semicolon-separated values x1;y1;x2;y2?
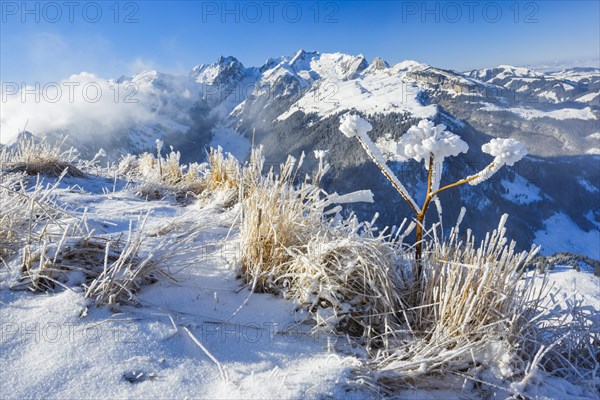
1;72;157;144
1;68;204;146
128;57;158;75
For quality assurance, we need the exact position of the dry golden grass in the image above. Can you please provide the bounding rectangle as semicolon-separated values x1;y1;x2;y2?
0;136;84;177
279;226;406;340
235;147;596;393
118;150;205;200
0;157;181;308
0;172;66;264
117;145;249;203
17;234;111;292
238;151;325;292
368;215;597;396
237;148;411;342
202;146;242;192
83;216;177;310
14;211;184;310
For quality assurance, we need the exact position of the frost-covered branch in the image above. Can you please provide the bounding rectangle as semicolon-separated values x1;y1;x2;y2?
467;138;528;185
338;114;527;270
339;114;420;214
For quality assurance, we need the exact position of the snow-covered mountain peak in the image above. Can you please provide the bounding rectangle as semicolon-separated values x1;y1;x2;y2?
261;51;368;82
130;70;169;86
470;65;543;82
496;64;542;77
369;57;390;70
190;55;250;85
308;52;368;81
275;53;436;122
389;60;429;73
288;49;320;68
216;55;240;65
250;51;371;101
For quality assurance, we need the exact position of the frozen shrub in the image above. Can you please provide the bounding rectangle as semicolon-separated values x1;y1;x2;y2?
238;149;325;292
339;114;527;279
0;171;66;265
117;141;205;200
0;135;84;177
237;147;407;340
278;219;407;341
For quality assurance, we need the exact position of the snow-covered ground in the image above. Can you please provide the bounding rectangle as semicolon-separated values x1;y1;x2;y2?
1;172;598;399
0;175;366;399
480;102;597;121
500;174;544;204
535;212;600;260
209;125;251;162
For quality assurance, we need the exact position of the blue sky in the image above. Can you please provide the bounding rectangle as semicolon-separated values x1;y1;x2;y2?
1;0;599;82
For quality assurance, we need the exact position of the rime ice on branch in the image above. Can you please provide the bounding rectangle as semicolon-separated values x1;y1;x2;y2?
467;138;528;185
339;114;420;213
391;119;469;166
338;113;527;274
388;119;469;193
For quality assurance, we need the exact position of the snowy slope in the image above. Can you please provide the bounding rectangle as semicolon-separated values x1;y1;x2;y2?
479;102;597;121
468;65;600;105
276;60;437;121
0;175;366;399
534;212;600;260
0;170;598;399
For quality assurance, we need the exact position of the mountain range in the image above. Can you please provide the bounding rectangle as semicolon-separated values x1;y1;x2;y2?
4;50;599;259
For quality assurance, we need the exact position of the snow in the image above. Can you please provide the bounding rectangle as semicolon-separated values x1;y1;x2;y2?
577;177;599;193
586;132;600;153
585;133;600;154
534;212;600;260
209;125;251;161
328;190;374;204
538;90;560;102
304;52;367;81
529;265;600;322
480;103;597;121
313;149;329;159
546;67;600;82
575;92;599;103
338;115;420;212
375;120;468;197
0;170;598;399
338;114;373;138
587;132;600;141
468;138;527;186
155;139;164;153
391;60;425;72
388;120;468;167
496;65;543;78
276;61;437;121
190;56;246;85
482;138;528;167
500;175;543;204
0;177;366;399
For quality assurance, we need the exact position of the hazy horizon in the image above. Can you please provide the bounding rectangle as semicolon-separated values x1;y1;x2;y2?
1;1;599;83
